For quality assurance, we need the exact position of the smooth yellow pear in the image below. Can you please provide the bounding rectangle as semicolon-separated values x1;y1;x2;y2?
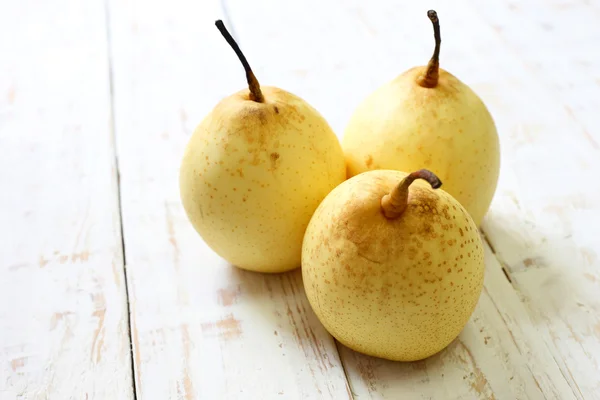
342;10;500;226
302;169;485;361
179;20;346;273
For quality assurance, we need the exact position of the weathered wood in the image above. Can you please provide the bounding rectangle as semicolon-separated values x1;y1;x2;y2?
0;0;133;398
105;0;352;398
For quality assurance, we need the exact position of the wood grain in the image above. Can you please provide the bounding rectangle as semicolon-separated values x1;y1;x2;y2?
105;0;352;398
225;0;599;398
0;0;133;398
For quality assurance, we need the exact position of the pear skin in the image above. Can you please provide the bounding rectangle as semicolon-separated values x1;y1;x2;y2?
342;11;500;226
302;169;485;361
179;21;346;273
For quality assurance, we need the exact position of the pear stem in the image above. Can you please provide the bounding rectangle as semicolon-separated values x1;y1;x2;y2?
417;10;441;88
381;169;442;219
215;20;264;103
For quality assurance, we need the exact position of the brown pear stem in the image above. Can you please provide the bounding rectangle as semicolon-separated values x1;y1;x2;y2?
381;169;442;219
215;20;264;103
417;10;441;88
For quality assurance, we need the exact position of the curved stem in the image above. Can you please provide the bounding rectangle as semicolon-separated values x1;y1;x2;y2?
381;169;442;219
215;20;264;103
417;10;441;88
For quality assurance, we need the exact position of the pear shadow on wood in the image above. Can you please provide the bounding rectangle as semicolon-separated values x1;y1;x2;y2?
481;207;595;325
224;263;306;306
335;331;494;398
222;263;343;365
226;263;319;330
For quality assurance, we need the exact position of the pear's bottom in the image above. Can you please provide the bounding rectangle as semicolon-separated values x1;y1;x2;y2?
304;277;482;362
229;256;301;274
329;321;465;362
336;339;449;363
188;222;304;274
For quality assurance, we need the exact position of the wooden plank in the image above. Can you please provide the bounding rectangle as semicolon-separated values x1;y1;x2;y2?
0;0;133;399
105;0;352;398
225;0;600;398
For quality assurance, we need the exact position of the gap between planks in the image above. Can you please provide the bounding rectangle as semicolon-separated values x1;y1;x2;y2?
103;0;139;398
481;229;513;284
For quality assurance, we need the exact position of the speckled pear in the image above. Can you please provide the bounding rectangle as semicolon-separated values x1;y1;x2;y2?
179;20;346;273
301;169;485;361
342;10;500;226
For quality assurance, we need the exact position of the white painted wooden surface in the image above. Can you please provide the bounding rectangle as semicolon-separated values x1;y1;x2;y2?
1;0;599;399
0;0;133;399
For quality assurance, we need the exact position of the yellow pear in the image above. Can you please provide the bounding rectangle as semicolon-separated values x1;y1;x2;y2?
179;20;346;273
302;169;485;361
342;10;500;226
